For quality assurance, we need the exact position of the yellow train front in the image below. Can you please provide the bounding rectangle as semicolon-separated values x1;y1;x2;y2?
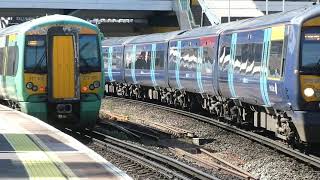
0;15;103;128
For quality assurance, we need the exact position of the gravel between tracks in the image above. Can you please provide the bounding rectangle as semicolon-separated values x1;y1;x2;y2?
100;98;320;180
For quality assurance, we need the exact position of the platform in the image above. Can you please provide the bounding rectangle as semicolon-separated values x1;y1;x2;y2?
0;105;131;180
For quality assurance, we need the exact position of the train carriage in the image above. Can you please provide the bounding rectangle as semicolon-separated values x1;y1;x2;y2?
123;32;182;89
0;15;104;128
104;5;320;144
216;6;320;143
167;26;224;98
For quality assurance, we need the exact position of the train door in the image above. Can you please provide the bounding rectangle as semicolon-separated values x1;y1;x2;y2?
48;27;80;102
260;26;285;106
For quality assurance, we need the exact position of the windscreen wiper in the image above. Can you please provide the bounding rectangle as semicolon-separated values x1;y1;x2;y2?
32;52;46;74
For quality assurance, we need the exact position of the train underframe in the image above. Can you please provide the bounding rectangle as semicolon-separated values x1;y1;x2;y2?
106;82;304;146
2;99;99;130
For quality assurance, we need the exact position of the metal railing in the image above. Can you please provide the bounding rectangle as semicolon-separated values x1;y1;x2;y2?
174;0;199;30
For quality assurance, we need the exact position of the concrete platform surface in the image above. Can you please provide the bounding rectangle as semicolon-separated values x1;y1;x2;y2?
0;105;132;180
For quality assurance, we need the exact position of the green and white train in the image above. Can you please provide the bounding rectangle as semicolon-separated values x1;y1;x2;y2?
0;15;104;128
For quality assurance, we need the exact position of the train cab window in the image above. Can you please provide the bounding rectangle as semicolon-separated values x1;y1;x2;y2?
79;35;101;73
301;28;320;72
268;40;284;78
24;35;47;73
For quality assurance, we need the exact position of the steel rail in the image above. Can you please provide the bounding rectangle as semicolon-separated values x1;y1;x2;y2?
105;96;320;168
90;130;219;180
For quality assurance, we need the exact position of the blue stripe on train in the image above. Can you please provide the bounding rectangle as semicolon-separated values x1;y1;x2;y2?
131;45;137;84
176;41;182;89
151;44;157;86
107;47;114;82
196;47;204;93
228;33;237;97
264;28;272;106
260;28;271;106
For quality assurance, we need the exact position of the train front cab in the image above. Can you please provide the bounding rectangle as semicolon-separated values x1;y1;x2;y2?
287;16;320;143
21;21;103;128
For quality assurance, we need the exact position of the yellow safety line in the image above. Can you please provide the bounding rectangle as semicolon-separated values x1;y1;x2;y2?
4;134;66;180
28;134;79;180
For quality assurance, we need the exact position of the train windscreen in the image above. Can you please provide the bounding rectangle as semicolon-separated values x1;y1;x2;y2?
24;35;47;73
301;27;320;72
79;35;101;73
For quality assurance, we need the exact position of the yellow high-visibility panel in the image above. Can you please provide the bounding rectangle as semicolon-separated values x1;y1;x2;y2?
271;26;285;41
52;36;75;99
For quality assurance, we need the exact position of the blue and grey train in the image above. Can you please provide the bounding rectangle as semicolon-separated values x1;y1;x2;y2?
103;5;320;144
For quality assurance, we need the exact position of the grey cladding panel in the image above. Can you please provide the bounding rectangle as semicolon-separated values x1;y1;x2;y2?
0;0;173;11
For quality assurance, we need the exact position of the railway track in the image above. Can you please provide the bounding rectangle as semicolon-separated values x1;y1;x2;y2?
65;128;219;180
105;96;320;169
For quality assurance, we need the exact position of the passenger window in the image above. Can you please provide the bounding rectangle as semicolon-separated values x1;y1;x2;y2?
155;43;165;70
7;46;19;76
203;47;213;74
252;43;263;77
181;47;198;71
135;48;149;70
125;46;135;69
0;48;4;75
218;35;232;71
112;47;123;69
169;43;179;70
103;47;109;69
268;40;284;79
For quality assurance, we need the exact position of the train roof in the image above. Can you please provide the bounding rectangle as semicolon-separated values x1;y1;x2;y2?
103;5;320;46
0;15;99;35
221;4;320;33
102;36;137;47
171;22;238;40
170;5;320;38
126;31;185;44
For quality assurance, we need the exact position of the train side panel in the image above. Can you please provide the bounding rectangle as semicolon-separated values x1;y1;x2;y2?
232;30;265;105
0;33;25;103
124;43;167;88
200;36;219;96
217;34;233;98
168;39;200;93
102;45;125;83
218;27;288;107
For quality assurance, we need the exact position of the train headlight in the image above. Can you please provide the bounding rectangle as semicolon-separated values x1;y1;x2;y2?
304;88;315;97
93;81;100;88
26;82;33;89
82;86;88;92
